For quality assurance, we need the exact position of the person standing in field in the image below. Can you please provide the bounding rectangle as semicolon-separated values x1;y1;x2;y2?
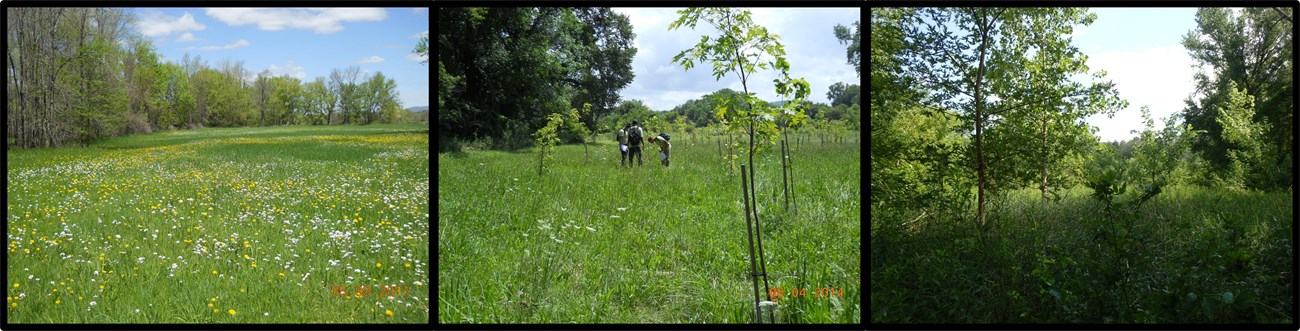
615;124;630;167
649;133;671;167
626;120;645;167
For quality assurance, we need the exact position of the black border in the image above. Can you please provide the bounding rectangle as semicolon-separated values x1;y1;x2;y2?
866;1;1299;331
433;1;866;330
0;0;434;330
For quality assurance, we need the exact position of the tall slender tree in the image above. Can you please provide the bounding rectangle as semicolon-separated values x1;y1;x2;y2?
902;8;1124;229
1182;7;1293;189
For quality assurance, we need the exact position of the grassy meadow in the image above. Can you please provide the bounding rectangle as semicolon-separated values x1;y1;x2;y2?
6;124;430;323
871;185;1293;323
437;133;861;323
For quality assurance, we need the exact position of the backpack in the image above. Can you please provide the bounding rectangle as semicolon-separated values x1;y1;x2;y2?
627;126;643;145
658;133;671;141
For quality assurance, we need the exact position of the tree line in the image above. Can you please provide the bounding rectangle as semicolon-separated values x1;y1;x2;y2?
7;8;425;149
871;7;1293;228
438;7;861;152
438;7;637;151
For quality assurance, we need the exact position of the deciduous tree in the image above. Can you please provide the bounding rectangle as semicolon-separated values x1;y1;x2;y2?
901;8;1123;228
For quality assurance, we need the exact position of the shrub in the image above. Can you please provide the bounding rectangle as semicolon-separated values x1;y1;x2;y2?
125;113;152;135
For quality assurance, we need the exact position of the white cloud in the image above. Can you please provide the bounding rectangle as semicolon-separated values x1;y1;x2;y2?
412;8;429;15
407;52;428;63
1071;26;1089;39
175;32;200;42
137;11;206;37
205;8;387;34
265;61;307;80
198;39;250;51
613;8;672;34
412;30;428;39
1083;45;1196;142
358;56;385;64
644;90;705;111
612;8;861;111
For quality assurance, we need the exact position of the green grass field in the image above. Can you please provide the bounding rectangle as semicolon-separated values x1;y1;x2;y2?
438;134;861;323
871;185;1293;323
6;124;430;323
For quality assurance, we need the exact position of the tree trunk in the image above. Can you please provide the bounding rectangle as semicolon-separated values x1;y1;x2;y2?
788;139;797;213
717;138;722;162
974;10;990;232
781;137;789;211
738;164;763;323
1040;115;1049;203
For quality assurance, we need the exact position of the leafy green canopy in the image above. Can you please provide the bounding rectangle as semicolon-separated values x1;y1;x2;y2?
1181;7;1292;190
668;8;811;153
438;8;636;150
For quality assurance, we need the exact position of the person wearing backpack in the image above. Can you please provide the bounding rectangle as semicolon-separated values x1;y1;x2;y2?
615;124;630;166
626;120;644;167
649;133;672;167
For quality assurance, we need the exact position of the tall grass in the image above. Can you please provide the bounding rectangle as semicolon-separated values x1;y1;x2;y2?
438;136;860;323
871;185;1293;323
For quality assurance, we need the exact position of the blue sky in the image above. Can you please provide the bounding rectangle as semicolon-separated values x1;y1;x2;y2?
611;8;860;111
133;8;430;108
1071;8;1203;143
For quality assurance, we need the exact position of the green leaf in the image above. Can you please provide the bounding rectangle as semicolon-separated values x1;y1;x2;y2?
1201;298;1215;317
1221;291;1233;304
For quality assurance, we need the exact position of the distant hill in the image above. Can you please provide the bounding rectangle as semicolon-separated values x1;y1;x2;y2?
406;106;429;112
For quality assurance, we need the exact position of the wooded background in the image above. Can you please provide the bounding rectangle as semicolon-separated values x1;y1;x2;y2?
7;8;429;149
